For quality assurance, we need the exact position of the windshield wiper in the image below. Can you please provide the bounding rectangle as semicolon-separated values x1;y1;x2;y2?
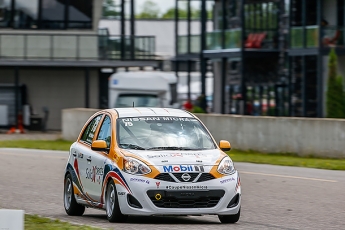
147;146;197;150
119;143;146;150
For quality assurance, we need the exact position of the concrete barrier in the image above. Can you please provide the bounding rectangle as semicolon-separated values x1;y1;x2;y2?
61;108;345;158
0;209;24;230
196;114;345;158
62;108;100;141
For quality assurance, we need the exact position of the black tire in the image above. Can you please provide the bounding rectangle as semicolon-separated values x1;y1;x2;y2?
218;208;240;224
105;180;128;223
64;174;85;216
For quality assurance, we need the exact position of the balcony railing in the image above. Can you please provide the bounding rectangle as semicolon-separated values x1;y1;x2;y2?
206;29;242;50
0;33;156;61
178;35;201;54
290;26;319;48
177;29;242;54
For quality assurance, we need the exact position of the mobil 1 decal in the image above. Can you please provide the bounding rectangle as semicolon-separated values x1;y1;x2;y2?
163;165;204;173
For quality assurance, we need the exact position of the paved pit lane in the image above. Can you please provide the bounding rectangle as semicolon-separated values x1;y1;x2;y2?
0;148;344;230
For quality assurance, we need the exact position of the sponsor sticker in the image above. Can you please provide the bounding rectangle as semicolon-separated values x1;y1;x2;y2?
163;165;204;173
156;182;160;188
118;192;125;196
86;166;104;184
121;117;197;122
130;178;150;184
165;185;208;190
147;152;207;159
220;178;235;184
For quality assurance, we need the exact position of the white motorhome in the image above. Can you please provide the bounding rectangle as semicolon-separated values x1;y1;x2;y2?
108;71;178;108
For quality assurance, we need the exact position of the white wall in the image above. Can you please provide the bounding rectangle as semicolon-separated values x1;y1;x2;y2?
62;108;100;141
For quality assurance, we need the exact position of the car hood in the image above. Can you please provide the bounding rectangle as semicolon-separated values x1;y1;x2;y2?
126;149;225;166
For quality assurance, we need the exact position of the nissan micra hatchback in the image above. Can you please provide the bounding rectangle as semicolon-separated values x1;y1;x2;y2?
63;108;241;223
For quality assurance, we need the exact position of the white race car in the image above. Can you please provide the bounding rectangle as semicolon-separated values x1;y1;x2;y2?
63;108;241;223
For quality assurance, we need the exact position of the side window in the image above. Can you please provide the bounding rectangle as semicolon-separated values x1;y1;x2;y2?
80;115;103;144
97;115;112;148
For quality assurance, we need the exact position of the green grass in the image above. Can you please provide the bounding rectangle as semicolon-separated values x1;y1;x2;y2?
0;139;73;151
1;139;344;170
25;215;102;230
228;149;345;170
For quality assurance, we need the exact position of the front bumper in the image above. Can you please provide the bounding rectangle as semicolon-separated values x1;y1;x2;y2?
115;171;241;216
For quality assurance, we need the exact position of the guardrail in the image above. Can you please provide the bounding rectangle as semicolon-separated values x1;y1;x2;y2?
0;33;156;61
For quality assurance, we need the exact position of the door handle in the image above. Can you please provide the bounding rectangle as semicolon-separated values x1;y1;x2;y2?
87;156;92;162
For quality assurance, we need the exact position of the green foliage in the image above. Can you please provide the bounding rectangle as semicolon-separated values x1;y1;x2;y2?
161;7;212;20
227;149;345;170
103;0;120;17
192;106;205;113
0;139;73;151
326;48;345;118
136;0;160;19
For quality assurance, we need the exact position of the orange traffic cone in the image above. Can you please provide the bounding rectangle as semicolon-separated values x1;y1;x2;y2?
7;114;25;134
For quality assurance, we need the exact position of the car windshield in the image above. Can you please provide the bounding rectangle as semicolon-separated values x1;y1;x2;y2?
115;94;159;107
117;116;216;151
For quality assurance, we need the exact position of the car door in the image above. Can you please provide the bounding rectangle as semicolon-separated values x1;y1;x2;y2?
87;114;113;202
76;114;103;204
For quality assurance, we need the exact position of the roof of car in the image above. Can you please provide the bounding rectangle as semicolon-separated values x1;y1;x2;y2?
114;108;194;118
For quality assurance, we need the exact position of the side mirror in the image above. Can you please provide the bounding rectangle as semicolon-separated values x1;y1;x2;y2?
219;140;231;151
91;140;108;151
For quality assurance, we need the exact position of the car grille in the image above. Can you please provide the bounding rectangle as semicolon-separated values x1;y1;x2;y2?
154;173;175;182
147;190;225;208
154;173;215;183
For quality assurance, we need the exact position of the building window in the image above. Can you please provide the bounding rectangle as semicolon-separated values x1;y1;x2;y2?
0;0;93;29
0;0;13;28
13;0;39;29
41;0;65;29
68;0;93;29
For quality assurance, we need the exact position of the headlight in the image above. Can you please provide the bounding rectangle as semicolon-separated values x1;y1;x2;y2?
123;157;151;175
217;157;236;175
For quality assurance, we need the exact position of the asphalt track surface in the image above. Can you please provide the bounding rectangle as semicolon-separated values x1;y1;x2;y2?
0;148;344;230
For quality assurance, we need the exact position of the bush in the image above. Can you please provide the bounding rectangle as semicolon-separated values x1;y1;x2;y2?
326;49;345;118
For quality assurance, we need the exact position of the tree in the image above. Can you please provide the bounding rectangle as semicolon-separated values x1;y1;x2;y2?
326;48;345;118
103;0;120;17
161;7;212;20
136;0;160;19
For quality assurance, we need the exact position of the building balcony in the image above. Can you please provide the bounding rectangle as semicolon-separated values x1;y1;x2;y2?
0;33;156;61
206;29;242;50
178;34;201;54
290;26;319;48
177;29;242;55
289;25;345;56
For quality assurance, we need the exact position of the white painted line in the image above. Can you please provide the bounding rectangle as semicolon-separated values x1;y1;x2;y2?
241;171;337;183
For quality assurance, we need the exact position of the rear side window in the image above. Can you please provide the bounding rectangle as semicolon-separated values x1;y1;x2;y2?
97;115;112;148
80;115;103;144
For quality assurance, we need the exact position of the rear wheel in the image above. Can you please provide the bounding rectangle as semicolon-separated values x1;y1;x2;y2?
218;208;240;224
105;180;128;223
64;174;85;216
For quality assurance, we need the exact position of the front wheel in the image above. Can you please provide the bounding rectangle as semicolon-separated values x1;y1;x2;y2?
64;174;85;216
105;180;128;223
218;208;240;224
